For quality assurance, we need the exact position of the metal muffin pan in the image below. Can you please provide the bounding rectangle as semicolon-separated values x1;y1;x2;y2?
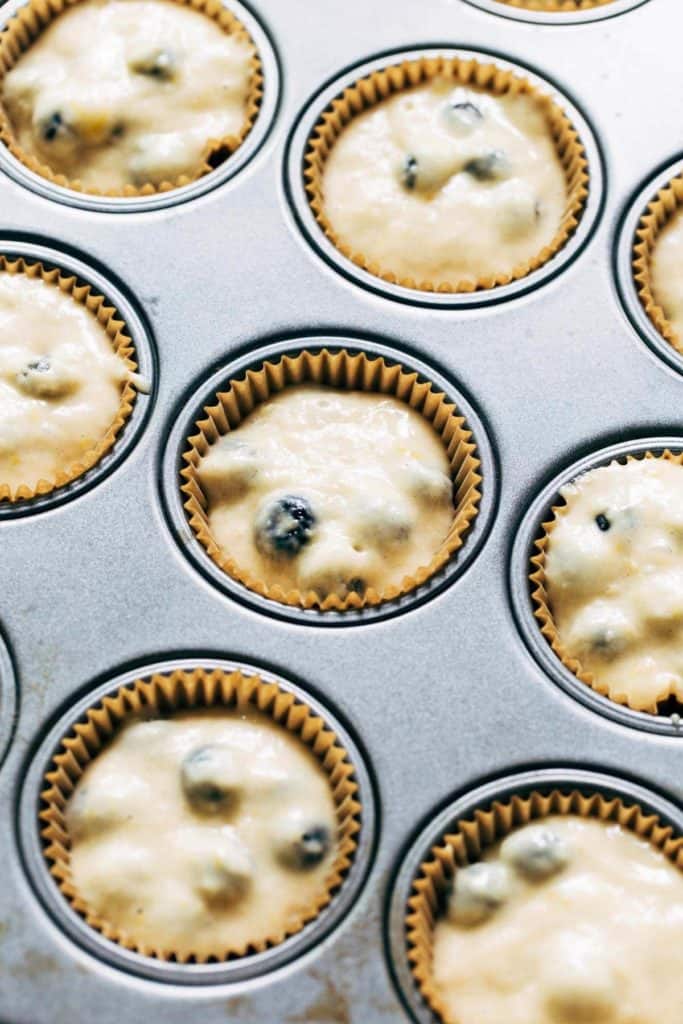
2;0;683;1021
461;0;652;27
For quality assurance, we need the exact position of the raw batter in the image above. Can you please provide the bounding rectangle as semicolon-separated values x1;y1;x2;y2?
320;79;567;288
433;816;683;1024
544;458;683;710
2;0;253;190
66;708;338;956
196;384;455;599
651;206;683;343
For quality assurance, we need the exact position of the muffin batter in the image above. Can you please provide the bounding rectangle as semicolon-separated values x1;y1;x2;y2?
320;80;567;288
0;272;137;493
2;0;253;191
196;384;455;599
433;816;683;1024
66;708;338;956
651;206;683;343
544;458;683;711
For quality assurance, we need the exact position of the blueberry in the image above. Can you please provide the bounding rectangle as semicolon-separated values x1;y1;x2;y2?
16;357;75;399
41;112;67;143
500;825;570;881
446;100;483;128
595;513;610;532
254;495;316;557
130;49;176;81
447;862;511;926
465;150;510;182
273;810;332;870
181;744;243;815
401;154;419;190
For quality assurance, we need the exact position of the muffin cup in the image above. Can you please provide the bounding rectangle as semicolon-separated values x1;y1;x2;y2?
632;168;683;355
180;346;482;612
303;54;589;295
0;0;263;198
0;255;140;504
39;665;362;962
494;0;618;10
529;447;683;715
406;785;683;1024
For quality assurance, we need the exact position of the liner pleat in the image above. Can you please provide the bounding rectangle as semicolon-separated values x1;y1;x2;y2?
304;55;589;294
0;256;138;503
180;348;483;611
406;787;683;1024
0;0;263;197
530;449;683;714
633;170;683;355
40;666;362;962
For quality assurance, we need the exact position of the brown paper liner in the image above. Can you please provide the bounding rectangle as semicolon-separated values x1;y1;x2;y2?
180;348;483;611
0;0;263;197
633;170;683;355
495;0;618;10
530;449;683;715
39;666;362;962
304;56;589;294
406;787;683;1024
0;255;139;504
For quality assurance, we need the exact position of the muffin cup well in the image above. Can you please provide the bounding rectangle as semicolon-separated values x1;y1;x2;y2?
632;169;683;355
39;665;362;963
0;255;140;504
494;0;619;10
180;347;482;612
529;448;683;716
0;0;263;198
406;786;683;1024
303;54;589;295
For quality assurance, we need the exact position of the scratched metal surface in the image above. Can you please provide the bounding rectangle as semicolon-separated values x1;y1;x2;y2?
1;0;683;1022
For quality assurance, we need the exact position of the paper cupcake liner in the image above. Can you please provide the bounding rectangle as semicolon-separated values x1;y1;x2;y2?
0;255;140;504
304;55;589;295
180;347;483;612
495;0;617;10
0;0;263;197
406;786;683;1024
530;448;683;715
632;169;683;355
39;666;362;962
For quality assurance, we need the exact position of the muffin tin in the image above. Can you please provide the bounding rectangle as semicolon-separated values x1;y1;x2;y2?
1;0;683;1021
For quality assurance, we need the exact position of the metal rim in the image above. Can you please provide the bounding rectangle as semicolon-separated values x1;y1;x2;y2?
387;766;683;1024
615;155;683;378
159;334;498;627
0;627;17;769
17;656;376;986
0;0;280;214
284;46;604;309
461;0;651;26
0;239;156;519
510;436;683;737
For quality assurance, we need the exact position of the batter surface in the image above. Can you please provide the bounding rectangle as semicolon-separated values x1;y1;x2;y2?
2;0;253;191
544;458;683;710
433;816;683;1024
651;206;683;343
66;708;338;956
0;272;135;493
320;80;567;288
196;384;455;599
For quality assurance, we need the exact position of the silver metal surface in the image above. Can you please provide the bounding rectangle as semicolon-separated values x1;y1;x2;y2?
387;767;683;1024
0;626;17;769
510;436;683;736
0;0;683;1022
285;47;605;308
461;0;652;26
160;335;498;625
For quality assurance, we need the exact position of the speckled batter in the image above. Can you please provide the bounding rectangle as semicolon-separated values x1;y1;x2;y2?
0;272;136;493
544;458;683;711
651;206;683;343
2;0;253;191
196;384;455;599
66;709;338;956
433;816;683;1024
321;79;567;288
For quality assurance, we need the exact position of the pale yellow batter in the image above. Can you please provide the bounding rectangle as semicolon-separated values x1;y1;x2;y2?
544;458;683;711
196;384;455;599
0;272;138;493
2;0;253;191
66;709;338;956
321;80;567;288
433;816;683;1024
651;206;683;343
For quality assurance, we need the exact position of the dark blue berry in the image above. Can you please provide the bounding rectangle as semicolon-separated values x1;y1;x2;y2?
465;150;510;181
401;154;419;190
448;100;483;125
42;112;65;142
256;495;316;556
595;513;610;532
